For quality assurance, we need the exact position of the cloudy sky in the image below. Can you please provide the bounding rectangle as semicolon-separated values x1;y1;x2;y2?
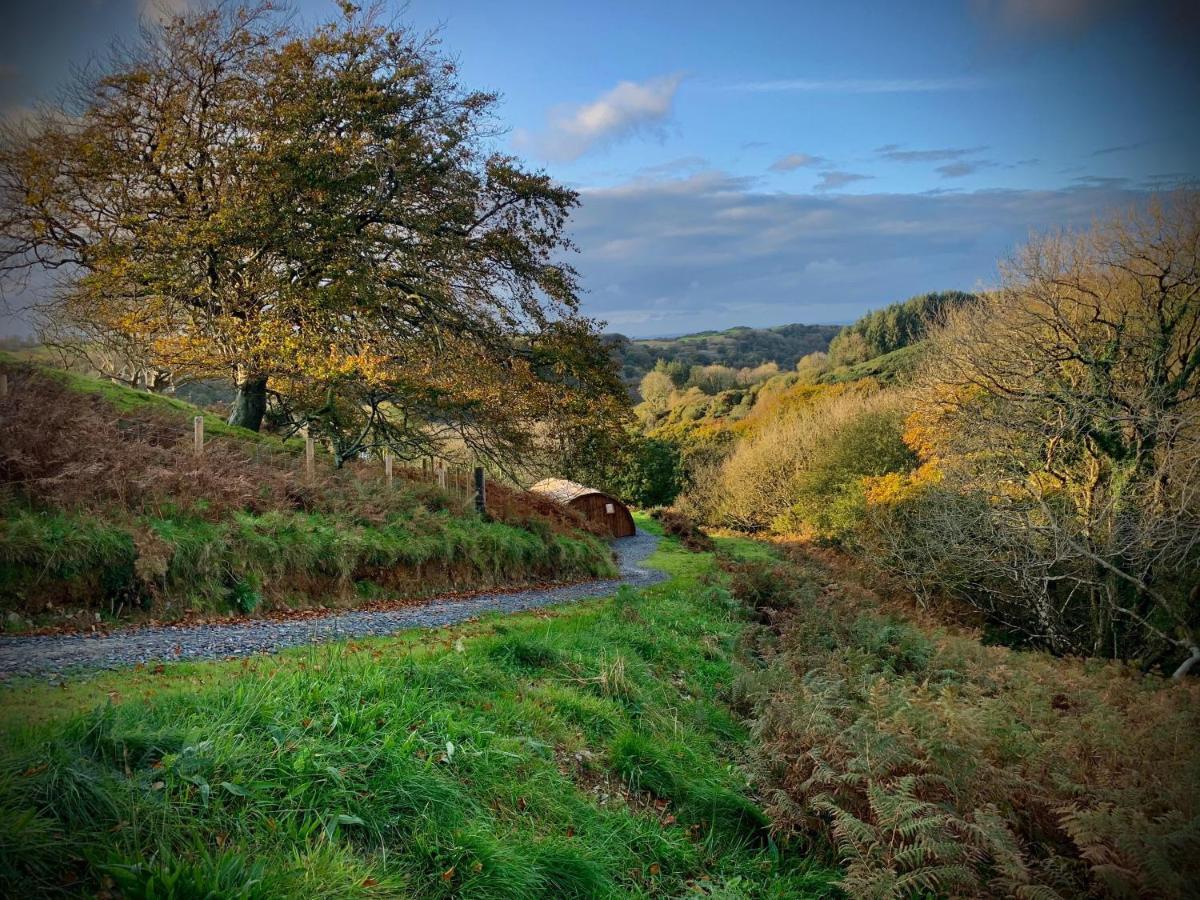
2;0;1198;336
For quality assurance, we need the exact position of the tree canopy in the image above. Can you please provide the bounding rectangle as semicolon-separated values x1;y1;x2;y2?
827;290;976;366
0;1;624;469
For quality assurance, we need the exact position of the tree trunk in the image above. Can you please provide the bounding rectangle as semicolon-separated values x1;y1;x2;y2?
228;373;268;431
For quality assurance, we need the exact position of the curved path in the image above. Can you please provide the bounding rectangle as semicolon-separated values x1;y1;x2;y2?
0;531;665;680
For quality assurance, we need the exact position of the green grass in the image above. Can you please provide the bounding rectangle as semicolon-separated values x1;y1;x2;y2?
0;503;616;624
0;518;838;897
0;351;278;446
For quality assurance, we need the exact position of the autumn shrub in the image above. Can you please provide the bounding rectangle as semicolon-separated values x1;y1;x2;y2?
731;551;1200;898
779;404;915;541
868;197;1200;671
650;509;713;552
684;385;915;539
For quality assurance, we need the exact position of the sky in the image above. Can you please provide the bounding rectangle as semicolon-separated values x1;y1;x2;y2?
1;0;1197;337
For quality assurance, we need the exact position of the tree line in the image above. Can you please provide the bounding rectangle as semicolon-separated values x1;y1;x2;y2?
677;196;1200;676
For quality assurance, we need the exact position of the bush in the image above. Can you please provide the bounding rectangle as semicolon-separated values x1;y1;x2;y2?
652;509;713;552
684;385;915;539
782;404;915;541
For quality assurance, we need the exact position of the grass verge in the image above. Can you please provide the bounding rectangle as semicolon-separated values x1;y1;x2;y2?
0;516;839;898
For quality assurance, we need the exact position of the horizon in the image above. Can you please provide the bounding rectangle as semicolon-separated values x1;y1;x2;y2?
1;1;1198;338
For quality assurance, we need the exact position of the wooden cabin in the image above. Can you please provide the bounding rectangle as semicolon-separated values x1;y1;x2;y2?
529;478;636;538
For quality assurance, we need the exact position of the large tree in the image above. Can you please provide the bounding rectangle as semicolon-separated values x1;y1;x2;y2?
0;1;619;455
888;193;1200;675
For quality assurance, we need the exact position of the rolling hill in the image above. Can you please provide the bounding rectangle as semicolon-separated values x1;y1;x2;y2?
604;322;840;385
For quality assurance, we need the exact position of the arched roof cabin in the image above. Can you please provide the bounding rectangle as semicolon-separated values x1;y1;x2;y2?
529;478;636;539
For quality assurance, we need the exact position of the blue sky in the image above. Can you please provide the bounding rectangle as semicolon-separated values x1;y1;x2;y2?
2;0;1197;336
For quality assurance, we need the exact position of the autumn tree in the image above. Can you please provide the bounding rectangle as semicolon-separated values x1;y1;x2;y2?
893;194;1200;675
638;369;675;406
0;2;619;462
794;350;829;383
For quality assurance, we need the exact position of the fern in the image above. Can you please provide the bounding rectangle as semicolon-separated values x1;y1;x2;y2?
732;549;1200;899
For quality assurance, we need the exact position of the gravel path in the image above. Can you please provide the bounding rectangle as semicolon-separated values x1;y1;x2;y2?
0;531;666;680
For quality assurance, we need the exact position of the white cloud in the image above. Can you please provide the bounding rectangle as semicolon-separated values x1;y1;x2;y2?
569;171;1145;335
514;74;684;162
732;77;985;93
769;152;828;171
814;171;873;192
878;144;989;162
937;160;998;177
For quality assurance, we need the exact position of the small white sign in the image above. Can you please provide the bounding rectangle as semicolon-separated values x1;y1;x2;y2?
605;503;614;514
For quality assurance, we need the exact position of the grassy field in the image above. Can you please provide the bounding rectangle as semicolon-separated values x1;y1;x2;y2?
0;517;839;898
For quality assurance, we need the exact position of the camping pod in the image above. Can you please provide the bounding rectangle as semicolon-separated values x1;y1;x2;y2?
529;478;636;538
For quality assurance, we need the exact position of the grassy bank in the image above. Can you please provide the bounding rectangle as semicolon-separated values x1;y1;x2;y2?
0;518;838;897
4;513;1191;898
0;360;614;629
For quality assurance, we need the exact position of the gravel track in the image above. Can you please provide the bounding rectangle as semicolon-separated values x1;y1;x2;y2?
0;531;665;680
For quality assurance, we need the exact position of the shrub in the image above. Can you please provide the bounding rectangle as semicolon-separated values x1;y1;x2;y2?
685;385;915;539
651;509;713;552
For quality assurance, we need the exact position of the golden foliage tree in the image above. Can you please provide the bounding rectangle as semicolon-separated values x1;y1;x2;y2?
896;193;1200;674
0;2;624;464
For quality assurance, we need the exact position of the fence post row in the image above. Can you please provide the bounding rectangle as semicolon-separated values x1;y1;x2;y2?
179;421;487;498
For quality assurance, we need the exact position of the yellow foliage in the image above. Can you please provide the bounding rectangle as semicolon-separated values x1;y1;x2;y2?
862;461;943;507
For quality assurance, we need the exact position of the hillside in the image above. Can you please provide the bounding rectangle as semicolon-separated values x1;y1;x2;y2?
605;322;840;385
0;357;615;632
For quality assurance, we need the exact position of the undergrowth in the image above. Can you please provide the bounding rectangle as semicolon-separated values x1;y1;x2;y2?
0;524;838;898
730;545;1200;899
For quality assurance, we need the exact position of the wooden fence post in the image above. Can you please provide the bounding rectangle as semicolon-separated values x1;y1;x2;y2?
305;432;315;482
384;449;393;488
193;416;204;457
474;466;486;515
0;373;8;398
